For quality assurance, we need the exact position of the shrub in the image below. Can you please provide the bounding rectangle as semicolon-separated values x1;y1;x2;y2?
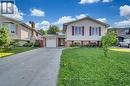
23;41;33;47
34;40;40;47
10;40;20;48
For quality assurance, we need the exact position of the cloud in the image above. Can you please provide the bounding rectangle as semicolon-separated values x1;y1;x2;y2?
30;8;45;17
76;14;87;19
97;18;107;23
79;0;100;4
0;3;24;20
54;14;88;25
79;0;112;4
120;5;130;17
102;0;112;3
115;19;130;27
54;16;75;25
35;20;50;30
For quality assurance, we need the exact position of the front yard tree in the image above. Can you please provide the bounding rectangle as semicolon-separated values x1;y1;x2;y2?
0;25;10;48
101;30;117;57
47;25;60;34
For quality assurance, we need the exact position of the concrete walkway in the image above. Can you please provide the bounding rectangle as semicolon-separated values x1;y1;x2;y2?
0;48;63;86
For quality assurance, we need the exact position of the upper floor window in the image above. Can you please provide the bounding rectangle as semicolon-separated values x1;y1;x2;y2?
75;27;82;35
90;27;101;36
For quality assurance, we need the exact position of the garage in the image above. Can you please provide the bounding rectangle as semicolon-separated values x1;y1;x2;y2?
43;35;65;48
46;37;56;47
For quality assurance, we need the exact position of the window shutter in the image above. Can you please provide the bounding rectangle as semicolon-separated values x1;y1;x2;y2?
89;26;91;36
99;27;101;36
16;24;18;34
72;26;74;36
82;26;84;36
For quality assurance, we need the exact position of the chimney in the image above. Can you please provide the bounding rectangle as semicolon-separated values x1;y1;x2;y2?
29;21;35;29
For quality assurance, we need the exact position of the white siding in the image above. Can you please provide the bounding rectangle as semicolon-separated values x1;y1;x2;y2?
66;19;107;41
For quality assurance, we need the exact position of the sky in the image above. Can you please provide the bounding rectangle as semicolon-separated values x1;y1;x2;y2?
1;0;130;30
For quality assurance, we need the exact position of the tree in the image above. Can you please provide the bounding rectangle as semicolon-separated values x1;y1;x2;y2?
0;25;10;48
37;29;45;36
101;30;117;57
47;25;60;34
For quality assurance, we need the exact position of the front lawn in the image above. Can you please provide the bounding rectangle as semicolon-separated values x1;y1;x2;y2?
0;47;36;58
58;48;130;86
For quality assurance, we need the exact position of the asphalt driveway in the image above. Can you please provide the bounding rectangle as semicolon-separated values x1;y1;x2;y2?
0;48;63;86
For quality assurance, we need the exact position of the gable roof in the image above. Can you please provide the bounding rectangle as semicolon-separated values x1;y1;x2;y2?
0;16;41;35
63;16;110;27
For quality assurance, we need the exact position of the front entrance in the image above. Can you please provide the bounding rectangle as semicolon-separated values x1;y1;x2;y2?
58;38;65;47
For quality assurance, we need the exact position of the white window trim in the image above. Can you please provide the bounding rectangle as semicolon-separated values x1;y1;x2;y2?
74;26;82;36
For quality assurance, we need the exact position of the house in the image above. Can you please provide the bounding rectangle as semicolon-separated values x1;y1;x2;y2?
63;16;110;47
109;28;130;42
0;16;43;46
42;16;110;48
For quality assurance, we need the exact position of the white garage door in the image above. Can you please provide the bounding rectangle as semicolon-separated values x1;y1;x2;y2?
46;38;56;47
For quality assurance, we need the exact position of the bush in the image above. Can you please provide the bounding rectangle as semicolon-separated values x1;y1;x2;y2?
34;40;40;47
23;41;33;47
10;40;20;47
81;44;98;47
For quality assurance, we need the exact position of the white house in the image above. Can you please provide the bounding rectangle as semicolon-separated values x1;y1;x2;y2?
63;16;110;46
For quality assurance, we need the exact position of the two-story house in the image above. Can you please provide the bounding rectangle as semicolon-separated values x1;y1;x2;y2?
63;16;110;46
0;16;42;46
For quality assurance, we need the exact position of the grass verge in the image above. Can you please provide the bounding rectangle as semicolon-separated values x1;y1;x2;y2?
0;47;36;58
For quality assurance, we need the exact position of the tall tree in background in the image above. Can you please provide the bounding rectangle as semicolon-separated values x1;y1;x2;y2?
47;25;60;34
0;25;10;48
37;29;45;36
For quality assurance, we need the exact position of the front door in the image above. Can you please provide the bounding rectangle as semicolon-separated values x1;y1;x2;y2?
58;38;65;47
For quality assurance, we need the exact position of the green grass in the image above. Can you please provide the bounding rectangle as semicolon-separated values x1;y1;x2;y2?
58;48;130;86
0;47;36;58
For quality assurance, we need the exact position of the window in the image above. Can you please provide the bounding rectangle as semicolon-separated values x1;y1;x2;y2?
125;29;130;35
0;23;9;28
75;26;82;35
9;24;16;34
91;27;100;36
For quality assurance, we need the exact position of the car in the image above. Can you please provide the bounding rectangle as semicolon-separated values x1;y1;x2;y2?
118;39;130;48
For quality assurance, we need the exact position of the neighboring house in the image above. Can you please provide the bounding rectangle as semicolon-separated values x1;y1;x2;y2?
109;28;130;42
0;16;42;46
63;16;110;46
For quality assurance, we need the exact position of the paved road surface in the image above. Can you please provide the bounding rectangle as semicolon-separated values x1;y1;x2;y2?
0;48;62;86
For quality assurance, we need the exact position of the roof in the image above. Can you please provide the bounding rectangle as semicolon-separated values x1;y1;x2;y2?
63;16;110;27
0;16;41;35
